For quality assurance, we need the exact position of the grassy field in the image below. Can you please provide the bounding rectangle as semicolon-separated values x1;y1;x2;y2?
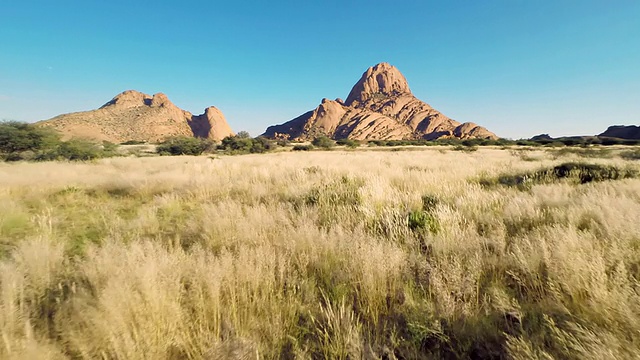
1;147;639;359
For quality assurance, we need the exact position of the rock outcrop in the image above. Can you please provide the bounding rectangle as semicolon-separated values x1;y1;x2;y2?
263;63;498;141
38;90;234;143
599;125;640;140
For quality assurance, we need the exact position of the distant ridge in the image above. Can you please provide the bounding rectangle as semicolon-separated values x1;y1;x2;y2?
263;63;498;141
37;90;234;143
599;125;640;140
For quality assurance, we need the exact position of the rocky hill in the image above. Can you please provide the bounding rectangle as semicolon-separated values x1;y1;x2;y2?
599;125;640;140
263;63;498;141
38;90;233;143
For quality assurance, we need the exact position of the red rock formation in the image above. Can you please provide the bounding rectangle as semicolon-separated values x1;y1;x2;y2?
38;90;234;143
264;63;498;141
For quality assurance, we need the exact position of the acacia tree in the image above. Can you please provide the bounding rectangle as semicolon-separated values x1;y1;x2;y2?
0;121;60;154
311;135;335;149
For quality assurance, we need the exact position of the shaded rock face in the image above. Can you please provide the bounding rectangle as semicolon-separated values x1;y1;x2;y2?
188;106;234;140
263;62;498;141
599;125;640;140
38;90;234;143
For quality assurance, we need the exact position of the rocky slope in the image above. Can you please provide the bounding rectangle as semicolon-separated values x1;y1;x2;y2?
38;90;233;143
263;63;498;141
599;125;640;140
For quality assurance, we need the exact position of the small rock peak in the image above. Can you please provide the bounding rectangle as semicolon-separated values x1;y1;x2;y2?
150;93;171;107
101;90;151;108
116;89;147;99
203;106;222;119
345;63;411;106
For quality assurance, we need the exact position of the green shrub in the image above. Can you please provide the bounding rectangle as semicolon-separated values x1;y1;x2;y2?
0;121;60;154
453;145;478;152
276;139;290;147
421;194;439;212
157;136;213;156
235;131;251;139
406;194;441;234
56;139;104;160
101;141;119;157
367;140;387;147
407;210;440;234
479;162;638;189
120;140;147;145
621;149;640;160
550;147;613;159
312;136;336;149
336;138;360;148
249;136;275;153
305;176;363;208
218;135;275;154
292;145;313;151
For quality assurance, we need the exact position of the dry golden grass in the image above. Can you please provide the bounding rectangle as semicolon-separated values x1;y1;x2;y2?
1;148;639;359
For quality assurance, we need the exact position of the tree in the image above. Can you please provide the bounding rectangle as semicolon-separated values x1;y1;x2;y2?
236;131;251;139
0;121;60;154
219;135;275;154
156;136;213;155
54;139;104;161
311;136;335;149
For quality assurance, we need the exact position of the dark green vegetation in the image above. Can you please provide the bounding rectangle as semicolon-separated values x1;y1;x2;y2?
292;144;314;151
312;135;336;149
479;162;638;189
336;138;361;148
218;134;276;154
4;121;640;163
0;121;118;161
157;136;215;156
621;149;640;160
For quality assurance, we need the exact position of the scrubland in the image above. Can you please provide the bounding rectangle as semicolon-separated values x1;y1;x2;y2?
1;147;639;359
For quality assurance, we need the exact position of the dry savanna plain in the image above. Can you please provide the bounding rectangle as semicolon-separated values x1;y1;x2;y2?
1;146;640;359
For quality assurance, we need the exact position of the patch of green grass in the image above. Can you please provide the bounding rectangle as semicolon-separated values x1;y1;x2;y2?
620;149;640;160
305;176;364;227
549;147;613;159
478;162;638;189
453;145;478;153
0;211;34;257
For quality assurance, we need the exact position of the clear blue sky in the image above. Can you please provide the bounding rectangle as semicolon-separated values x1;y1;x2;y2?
1;1;639;139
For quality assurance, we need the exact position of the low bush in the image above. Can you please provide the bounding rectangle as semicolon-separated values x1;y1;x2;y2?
407;194;441;234
293;144;313;151
549;147;613;159
479;162;638;189
218;135;275;154
621;149;640;160
336;138;360;148
0;121;60;154
407;209;439;234
54;139;105;161
157;136;214;156
453;145;478;152
312;136;336;149
120;140;147;145
0;121;121;161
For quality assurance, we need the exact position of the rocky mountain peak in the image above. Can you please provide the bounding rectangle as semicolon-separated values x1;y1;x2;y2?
263;62;498;141
345;62;411;105
100;90;149;109
39;90;234;142
150;93;172;107
99;90;176;109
